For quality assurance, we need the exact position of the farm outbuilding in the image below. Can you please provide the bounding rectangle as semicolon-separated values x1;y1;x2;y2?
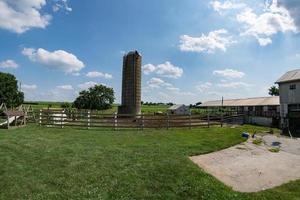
168;104;190;115
200;97;280;127
276;69;300;136
200;96;280;115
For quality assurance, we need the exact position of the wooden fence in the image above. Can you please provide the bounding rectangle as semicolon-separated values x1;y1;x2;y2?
39;109;245;130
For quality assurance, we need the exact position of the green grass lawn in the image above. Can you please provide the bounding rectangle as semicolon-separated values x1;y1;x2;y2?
0;125;299;199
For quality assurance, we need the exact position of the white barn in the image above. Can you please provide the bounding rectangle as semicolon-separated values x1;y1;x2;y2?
168;104;190;115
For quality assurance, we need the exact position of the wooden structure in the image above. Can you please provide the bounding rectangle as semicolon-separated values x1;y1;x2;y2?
39;109;244;130
0;103;27;129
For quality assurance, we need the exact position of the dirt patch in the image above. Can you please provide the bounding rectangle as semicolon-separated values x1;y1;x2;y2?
190;136;300;193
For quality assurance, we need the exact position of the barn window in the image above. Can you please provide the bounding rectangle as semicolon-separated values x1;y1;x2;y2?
290;84;296;90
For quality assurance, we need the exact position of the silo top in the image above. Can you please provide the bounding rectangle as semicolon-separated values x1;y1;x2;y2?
126;50;141;57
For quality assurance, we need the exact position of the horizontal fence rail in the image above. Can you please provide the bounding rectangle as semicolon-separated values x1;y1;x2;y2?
38;109;245;130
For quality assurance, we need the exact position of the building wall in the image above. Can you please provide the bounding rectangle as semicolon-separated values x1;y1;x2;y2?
278;81;300;135
245;116;274;127
279;81;300;105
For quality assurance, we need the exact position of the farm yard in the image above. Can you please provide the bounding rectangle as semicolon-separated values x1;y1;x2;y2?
0;125;299;199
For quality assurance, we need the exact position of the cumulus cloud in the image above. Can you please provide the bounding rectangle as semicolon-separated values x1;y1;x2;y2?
217;81;252;88
86;71;113;79
179;29;236;53
0;0;52;33
22;48;85;73
213;69;245;79
22;84;37;91
0;59;18;69
57;85;73;90
77;81;106;90
278;0;300;30
237;0;298;46
210;0;246;13
196;82;213;93
142;62;183;79
52;0;72;12
147;77;172;89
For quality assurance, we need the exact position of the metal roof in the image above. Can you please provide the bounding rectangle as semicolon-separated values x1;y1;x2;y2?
276;69;300;84
168;104;186;110
200;96;280;107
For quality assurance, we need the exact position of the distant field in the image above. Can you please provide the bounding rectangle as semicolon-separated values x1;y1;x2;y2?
24;102;173;114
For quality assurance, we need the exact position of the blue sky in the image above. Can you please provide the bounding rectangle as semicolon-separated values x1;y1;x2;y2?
0;0;300;104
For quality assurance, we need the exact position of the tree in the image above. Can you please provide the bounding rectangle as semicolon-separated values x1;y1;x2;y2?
73;84;115;110
0;72;24;108
268;86;279;96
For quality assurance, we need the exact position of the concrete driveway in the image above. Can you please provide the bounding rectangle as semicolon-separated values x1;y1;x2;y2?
190;135;300;193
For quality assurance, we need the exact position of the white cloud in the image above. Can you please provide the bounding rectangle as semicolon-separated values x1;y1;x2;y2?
142;64;156;75
0;59;18;69
22;84;37;91
78;81;98;90
22;48;85;73
278;0;300;29
147;77;172;89
196;82;213;92
0;0;52;34
52;0;72;12
86;71;113;79
237;0;298;46
142;62;183;79
179;29;236;53
217;81;252;88
211;1;246;13
213;68;245;79
57;85;73;90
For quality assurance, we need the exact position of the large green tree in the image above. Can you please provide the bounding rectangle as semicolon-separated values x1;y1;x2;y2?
0;72;24;108
73;84;115;110
268;85;279;96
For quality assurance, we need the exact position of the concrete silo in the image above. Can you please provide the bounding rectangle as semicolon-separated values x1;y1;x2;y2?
118;51;142;116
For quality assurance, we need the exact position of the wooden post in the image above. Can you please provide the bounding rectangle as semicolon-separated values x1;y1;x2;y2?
7;114;9;129
15;116;17;126
207;112;210;128
166;113;170;130
24;112;27;126
114;113;117;131
87;110;91;129
39;110;42;126
61;110;63;129
141;113;144;130
221;112;224;128
189;112;192;129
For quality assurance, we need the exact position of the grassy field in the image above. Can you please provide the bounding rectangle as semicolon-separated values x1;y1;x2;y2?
0;125;299;199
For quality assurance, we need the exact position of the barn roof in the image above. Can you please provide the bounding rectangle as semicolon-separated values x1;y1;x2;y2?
168;104;185;110
200;96;279;107
276;69;300;84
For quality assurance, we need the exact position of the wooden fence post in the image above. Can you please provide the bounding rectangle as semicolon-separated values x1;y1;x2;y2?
221;111;224;128
207;112;210;128
61;110;63;129
39;110;42;126
7;114;9;129
87;110;91;129
141;113;144;130
189;112;192;129
166;113;170;130
114;113;117;131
